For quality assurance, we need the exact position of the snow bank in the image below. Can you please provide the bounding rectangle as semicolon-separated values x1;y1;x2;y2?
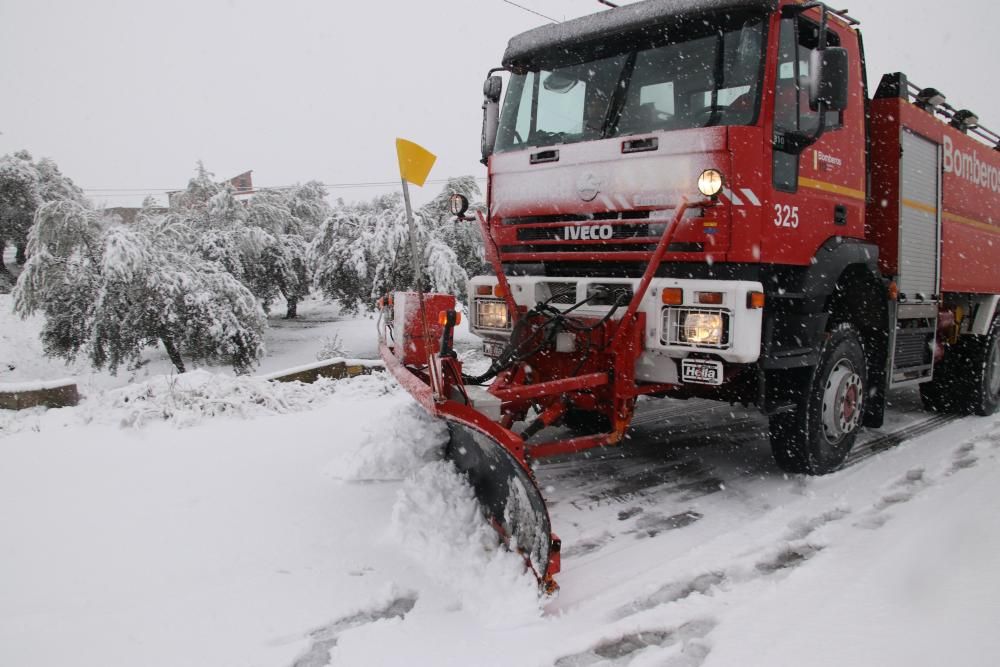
0;368;399;436
0;377;77;392
388;461;542;622
257;356;384;381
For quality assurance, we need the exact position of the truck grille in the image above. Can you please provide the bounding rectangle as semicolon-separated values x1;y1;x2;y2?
505;211;654;251
501;242;702;254
538;282;578;304
517;225;652;242
499;210;705;256
502;211;650;226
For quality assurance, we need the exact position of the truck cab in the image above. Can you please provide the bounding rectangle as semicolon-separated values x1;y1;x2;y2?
469;0;888;473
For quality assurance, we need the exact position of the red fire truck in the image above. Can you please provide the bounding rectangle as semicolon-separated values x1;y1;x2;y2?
379;0;1000;588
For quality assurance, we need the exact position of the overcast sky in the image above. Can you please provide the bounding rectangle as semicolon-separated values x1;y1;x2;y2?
1;0;997;208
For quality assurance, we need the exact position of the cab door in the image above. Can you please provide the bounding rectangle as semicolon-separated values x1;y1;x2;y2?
765;11;867;264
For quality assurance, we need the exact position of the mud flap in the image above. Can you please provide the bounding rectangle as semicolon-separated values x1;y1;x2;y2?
444;421;558;583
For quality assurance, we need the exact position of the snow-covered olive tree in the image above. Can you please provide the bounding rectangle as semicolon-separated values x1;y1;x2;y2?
244;182;329;318
14;201;266;374
310;178;483;312
0;151;85;289
420;176;488;283
167;165;328;319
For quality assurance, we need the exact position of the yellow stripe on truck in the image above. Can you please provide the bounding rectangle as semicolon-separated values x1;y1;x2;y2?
799;177;866;202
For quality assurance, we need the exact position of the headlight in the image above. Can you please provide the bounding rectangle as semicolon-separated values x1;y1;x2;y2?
475;299;511;330
698;169;724;197
683;312;725;345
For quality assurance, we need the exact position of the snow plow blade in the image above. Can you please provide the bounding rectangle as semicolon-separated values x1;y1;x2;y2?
444;420;559;590
378;336;560;589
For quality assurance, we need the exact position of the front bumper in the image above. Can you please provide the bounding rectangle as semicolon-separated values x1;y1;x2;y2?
468;275;764;385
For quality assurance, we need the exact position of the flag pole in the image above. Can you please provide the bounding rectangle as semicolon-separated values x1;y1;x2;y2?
395;138;438;394
400;177;424;293
400;174;436;397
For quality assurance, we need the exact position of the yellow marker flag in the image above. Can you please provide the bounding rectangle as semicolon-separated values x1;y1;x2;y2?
396;138;437;187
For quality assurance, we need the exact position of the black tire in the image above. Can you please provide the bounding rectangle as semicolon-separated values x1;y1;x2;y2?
919;345;969;413
920;323;1000;416
967;321;1000;416
919;378;960;413
919;337;969;414
770;324;867;475
769;411;808;474
562;408;612;434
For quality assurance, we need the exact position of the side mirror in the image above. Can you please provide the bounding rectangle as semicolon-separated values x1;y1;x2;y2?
481;75;503;164
484;75;502;103
809;47;849;112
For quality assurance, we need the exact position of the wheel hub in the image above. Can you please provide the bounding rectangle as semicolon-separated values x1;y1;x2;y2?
821;360;864;443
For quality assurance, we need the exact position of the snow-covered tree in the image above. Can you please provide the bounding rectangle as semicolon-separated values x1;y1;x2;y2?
243;182;329;318
166;165;327;319
14;201;266;374
0;153;39;287
420;176;488;283
0;151;85;288
310;179;483;311
13;200;103;356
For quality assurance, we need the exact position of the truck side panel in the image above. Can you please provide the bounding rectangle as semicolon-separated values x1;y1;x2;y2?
868;97;1000;296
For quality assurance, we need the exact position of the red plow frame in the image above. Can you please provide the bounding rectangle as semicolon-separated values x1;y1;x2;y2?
379;200;701;590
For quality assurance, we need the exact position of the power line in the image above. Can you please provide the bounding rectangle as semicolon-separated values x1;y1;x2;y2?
500;0;560;23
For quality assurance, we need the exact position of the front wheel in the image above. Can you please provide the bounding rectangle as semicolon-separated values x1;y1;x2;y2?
770;324;867;475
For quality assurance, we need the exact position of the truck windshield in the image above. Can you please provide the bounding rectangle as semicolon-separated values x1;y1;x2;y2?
495;11;766;153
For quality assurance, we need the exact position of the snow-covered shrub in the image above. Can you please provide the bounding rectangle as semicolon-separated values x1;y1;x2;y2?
316;332;347;361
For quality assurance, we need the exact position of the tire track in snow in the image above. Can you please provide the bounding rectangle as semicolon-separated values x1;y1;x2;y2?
538;400;972;665
540;407;950;570
290;595;417;667
587;434;989;666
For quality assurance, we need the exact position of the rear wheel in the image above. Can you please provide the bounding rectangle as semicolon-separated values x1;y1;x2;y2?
921;321;1000;416
919;340;968;413
770;324;867;475
968;321;1000;416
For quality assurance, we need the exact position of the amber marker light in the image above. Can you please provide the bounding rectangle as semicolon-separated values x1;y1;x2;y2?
698;292;724;305
438;311;461;326
662;288;684;305
493;285;509;298
747;291;766;309
888;281;899;301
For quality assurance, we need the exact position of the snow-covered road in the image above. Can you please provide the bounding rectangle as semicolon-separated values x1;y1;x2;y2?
2;373;998;667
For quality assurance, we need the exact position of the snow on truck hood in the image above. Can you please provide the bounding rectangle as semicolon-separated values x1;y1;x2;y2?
489;126;728;218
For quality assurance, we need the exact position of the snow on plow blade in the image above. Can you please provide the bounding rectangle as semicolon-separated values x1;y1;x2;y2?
444;419;558;588
378;334;560;590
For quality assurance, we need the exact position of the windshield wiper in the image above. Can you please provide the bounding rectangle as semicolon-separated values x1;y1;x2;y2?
704;31;727;128
601;52;638;138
